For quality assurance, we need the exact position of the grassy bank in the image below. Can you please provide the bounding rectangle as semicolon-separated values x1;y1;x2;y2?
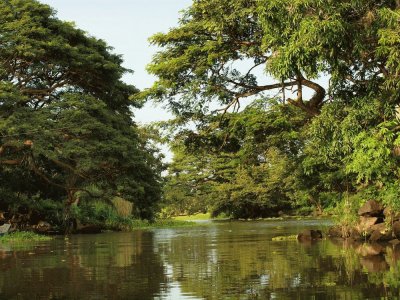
127;218;198;230
0;232;52;243
172;213;213;221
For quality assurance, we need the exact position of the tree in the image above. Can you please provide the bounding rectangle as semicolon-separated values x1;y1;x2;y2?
149;0;400;217
139;0;398;118
0;0;162;226
0;0;136;112
162;100;312;218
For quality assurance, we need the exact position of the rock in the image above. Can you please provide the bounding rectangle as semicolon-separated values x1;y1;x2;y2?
389;239;400;246
34;221;52;233
76;225;102;234
370;230;390;242
383;207;400;222
297;229;323;241
358;200;383;217
393;221;400;239
0;223;11;235
37;221;51;228
327;226;342;238
356;216;378;234
327;226;362;240
75;221;102;234
370;222;387;232
369;223;392;242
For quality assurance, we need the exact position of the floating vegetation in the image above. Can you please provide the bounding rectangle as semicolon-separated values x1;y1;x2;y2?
271;235;298;241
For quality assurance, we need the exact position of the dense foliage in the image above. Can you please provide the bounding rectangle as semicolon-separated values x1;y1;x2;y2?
3;0;400;224
162;100;312;218
0;0;163;229
144;0;400;218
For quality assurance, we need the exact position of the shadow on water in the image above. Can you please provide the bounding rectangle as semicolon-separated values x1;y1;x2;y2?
0;219;399;299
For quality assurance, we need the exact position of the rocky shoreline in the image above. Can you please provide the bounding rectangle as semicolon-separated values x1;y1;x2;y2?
294;200;400;264
296;200;400;244
328;200;400;243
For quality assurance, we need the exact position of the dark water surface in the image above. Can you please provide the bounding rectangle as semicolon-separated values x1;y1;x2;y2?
0;219;399;299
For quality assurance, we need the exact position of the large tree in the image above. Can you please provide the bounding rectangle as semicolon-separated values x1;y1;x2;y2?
0;0;162;224
0;0;136;112
140;0;398;117
147;0;400;217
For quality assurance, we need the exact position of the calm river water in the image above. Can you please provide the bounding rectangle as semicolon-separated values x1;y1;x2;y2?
0;219;399;299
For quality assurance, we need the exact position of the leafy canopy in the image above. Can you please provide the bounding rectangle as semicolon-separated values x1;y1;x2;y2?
0;0;163;223
154;0;400;217
140;0;398;119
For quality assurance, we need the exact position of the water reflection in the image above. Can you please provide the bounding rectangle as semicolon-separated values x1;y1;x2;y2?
0;220;399;299
152;220;400;299
0;231;167;299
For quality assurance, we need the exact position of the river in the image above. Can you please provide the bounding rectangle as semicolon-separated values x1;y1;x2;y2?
0;218;399;299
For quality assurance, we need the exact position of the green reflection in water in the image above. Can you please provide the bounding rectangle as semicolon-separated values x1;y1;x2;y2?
0;219;399;299
0;231;166;299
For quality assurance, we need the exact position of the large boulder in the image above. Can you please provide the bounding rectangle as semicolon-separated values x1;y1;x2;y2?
358;200;384;217
0;223;11;235
327;225;362;240
369;223;392;242
356;216;379;234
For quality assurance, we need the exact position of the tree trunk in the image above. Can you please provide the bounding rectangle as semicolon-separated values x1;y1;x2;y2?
63;189;77;234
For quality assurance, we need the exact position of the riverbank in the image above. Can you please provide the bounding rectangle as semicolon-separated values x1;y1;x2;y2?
68;218;199;234
0;218;199;237
172;213;214;221
0;231;52;243
329;200;400;243
172;213;333;222
0;219;199;243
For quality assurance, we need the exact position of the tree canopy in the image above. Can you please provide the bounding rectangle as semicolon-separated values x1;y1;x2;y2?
148;0;400;218
140;0;399;118
0;0;163;228
2;0;400;223
162;100;311;218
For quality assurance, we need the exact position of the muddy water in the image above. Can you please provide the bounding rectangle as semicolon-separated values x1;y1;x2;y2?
0;219;399;299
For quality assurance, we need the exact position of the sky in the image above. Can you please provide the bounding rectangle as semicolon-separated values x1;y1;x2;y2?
40;0;192;124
